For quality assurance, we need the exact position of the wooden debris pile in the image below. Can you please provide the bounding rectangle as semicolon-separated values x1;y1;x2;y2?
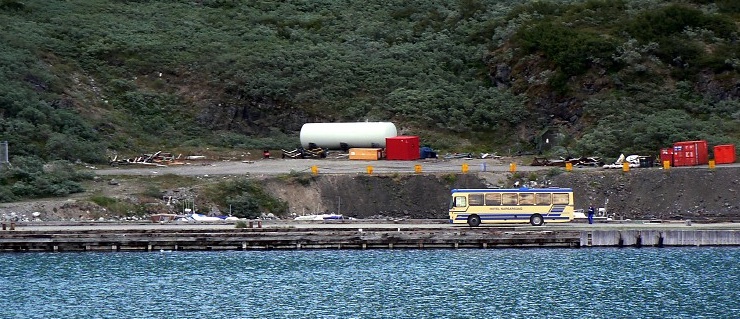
530;157;604;167
281;147;327;159
109;151;193;167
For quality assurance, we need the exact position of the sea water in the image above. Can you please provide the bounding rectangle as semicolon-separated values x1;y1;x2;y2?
1;248;738;319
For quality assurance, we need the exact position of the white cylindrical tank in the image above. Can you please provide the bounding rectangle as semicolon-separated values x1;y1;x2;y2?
300;122;397;149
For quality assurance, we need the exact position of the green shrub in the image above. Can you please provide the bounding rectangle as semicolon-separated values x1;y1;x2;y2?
90;193;118;207
282;170;313;186
204;178;288;218
627;5;735;41
516;22;617;76
0;158;90;202
545;168;563;178
441;173;457;185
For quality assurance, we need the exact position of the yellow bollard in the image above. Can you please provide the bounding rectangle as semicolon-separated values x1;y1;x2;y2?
461;163;469;173
709;159;715;170
622;162;630;172
565;162;573;172
414;164;422;173
663;160;670;170
509;163;517;173
367;166;374;175
311;165;318;175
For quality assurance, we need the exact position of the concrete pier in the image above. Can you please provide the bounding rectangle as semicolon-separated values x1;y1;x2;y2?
582;229;740;247
1;221;738;252
0;228;581;252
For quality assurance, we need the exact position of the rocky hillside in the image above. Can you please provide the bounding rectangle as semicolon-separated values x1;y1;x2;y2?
1;0;739;205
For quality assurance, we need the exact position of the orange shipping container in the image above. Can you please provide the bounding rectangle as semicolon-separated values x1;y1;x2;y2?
713;144;736;164
348;148;382;160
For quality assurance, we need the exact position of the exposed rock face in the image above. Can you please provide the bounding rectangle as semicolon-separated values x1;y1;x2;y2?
195;97;314;135
266;167;740;222
695;71;740;101
551;168;740;222
263;174;487;220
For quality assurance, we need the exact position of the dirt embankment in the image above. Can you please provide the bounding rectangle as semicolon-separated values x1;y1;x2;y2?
551;167;740;222
264;167;739;222
2;167;739;222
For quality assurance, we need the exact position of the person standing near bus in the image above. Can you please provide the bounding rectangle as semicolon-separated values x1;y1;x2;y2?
588;205;595;224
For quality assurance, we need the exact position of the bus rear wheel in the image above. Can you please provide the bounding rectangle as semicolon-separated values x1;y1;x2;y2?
467;215;481;227
530;214;544;226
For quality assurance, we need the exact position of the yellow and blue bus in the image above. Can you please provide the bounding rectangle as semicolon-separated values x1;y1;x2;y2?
449;187;575;226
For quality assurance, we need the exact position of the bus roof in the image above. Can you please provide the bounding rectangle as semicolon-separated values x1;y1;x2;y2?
451;187;573;193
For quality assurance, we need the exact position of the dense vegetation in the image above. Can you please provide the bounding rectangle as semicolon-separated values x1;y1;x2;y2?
203;177;289;219
0;0;738;205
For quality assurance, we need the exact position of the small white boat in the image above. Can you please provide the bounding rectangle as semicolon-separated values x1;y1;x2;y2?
294;214;344;221
189;213;226;222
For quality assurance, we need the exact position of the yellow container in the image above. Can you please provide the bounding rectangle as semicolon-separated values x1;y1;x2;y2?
348;148;382;160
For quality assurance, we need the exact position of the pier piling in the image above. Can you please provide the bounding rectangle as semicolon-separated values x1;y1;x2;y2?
0;225;738;252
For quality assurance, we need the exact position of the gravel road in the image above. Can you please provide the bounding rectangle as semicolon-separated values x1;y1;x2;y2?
92;158;553;176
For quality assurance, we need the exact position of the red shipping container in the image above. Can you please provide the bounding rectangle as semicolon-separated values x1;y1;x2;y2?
713;144;736;164
659;148;673;166
672;140;708;167
385;136;420;160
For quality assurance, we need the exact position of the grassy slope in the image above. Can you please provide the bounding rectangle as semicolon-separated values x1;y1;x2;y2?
0;0;738;160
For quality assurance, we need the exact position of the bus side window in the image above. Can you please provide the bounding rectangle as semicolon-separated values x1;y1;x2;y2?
502;193;518;205
485;193;501;205
454;196;468;207
519;193;534;205
536;193;551;205
469;194;484;206
553;193;570;205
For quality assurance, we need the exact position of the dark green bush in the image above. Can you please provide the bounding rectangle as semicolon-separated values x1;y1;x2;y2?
226;194;261;219
0;158;91;202
627;5;735;40
204;178;288;218
516;22;617;76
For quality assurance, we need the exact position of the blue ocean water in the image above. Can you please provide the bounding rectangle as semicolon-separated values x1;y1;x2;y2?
1;248;738;319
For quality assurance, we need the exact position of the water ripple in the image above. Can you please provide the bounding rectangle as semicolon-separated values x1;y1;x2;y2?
1;248;738;318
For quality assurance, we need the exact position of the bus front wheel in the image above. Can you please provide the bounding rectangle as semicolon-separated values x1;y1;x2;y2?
467;215;481;227
530;214;544;226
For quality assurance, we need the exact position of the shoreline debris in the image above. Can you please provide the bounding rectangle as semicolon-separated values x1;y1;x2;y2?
109;151;199;167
